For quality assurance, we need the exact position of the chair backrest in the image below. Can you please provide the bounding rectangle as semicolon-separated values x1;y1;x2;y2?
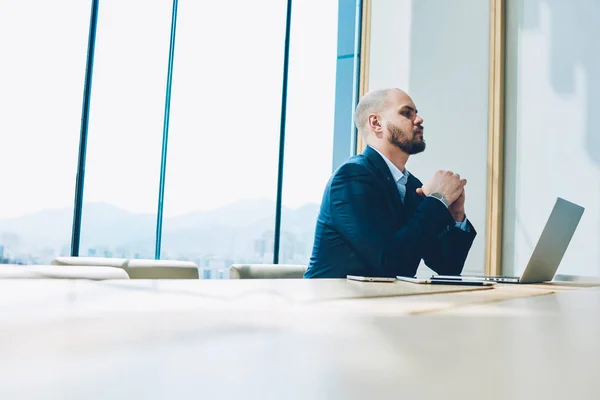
0;265;129;280
126;259;199;279
229;264;307;279
52;257;199;279
52;256;128;268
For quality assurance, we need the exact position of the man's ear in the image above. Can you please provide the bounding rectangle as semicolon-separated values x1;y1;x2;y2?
368;114;383;137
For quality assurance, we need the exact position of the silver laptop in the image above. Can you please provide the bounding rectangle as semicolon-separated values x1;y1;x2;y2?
435;197;585;284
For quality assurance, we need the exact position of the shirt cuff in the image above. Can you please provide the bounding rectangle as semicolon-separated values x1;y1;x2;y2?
455;216;469;232
428;195;469;231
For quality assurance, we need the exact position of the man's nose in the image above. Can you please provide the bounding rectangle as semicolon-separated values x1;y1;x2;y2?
414;114;423;125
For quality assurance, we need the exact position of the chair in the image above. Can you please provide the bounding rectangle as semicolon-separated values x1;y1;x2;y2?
0;264;129;280
229;264;307;279
51;257;199;279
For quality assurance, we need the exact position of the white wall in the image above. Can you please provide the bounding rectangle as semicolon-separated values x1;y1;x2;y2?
368;0;490;274
504;0;600;277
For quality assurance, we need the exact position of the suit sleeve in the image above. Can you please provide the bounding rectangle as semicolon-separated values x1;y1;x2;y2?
329;163;456;277
421;220;477;275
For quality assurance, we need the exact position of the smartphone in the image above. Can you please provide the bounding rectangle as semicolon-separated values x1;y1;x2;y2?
396;276;495;287
347;275;396;283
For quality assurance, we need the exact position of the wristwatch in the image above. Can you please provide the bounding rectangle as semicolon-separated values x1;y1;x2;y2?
429;192;449;208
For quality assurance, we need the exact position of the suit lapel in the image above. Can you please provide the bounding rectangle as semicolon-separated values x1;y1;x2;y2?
362;146;405;215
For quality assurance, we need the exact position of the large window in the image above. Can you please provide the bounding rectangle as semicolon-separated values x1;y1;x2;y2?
160;1;288;278
0;1;91;264
80;0;173;259
0;1;361;276
279;0;339;265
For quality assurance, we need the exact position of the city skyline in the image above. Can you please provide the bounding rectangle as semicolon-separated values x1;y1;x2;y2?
0;198;320;269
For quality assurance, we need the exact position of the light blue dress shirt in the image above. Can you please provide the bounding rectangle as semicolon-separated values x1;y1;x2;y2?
370;146;469;231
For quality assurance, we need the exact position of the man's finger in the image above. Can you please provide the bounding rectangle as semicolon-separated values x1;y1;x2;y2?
416;188;426;198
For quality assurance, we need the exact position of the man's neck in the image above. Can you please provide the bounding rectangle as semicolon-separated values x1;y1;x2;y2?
369;144;409;172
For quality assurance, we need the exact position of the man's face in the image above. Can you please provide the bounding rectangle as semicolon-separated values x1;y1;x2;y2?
382;91;425;155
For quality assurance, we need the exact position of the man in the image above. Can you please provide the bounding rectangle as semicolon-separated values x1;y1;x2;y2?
304;88;476;279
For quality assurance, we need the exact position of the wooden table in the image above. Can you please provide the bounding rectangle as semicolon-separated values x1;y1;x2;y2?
0;279;598;399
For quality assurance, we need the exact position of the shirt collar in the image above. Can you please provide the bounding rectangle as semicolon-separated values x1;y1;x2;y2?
368;145;410;183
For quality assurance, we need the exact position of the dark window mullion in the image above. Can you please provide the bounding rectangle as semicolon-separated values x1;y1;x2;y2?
273;0;293;264
71;0;100;257
154;0;180;260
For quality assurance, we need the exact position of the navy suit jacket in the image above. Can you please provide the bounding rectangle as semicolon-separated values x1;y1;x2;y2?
304;146;476;279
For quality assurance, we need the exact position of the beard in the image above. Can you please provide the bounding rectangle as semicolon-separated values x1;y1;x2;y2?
387;121;426;155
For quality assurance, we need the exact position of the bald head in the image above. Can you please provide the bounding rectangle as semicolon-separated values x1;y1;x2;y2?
353;88;425;156
355;88;408;138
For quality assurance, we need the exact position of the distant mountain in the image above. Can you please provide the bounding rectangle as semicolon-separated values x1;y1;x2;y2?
166;198;276;230
0;199;320;263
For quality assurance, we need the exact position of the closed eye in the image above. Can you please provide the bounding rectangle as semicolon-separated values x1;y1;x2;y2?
400;106;417;119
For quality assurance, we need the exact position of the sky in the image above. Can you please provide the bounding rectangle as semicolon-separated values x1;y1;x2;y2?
0;0;339;219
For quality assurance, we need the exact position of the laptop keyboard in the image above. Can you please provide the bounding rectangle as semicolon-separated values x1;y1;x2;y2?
487;276;520;283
